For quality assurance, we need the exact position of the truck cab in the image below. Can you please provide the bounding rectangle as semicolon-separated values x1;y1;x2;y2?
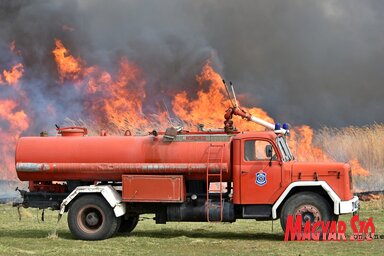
232;131;358;230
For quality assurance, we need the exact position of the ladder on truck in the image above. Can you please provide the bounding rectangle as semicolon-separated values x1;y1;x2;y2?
206;143;225;222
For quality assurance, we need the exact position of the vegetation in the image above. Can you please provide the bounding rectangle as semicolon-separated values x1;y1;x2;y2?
285;123;384;191
0;199;382;256
316;124;384;191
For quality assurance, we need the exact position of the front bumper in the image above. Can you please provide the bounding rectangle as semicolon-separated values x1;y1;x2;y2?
339;196;359;214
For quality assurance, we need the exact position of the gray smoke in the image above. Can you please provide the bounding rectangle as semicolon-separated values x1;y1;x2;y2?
1;0;384;130
0;180;22;203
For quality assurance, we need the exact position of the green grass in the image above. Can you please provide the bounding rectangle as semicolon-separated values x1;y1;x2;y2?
0;200;383;256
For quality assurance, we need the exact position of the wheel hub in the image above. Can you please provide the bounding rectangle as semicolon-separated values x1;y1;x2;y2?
77;206;104;232
85;212;100;227
294;204;321;226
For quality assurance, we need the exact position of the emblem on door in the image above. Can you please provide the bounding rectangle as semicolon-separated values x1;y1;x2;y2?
256;170;267;186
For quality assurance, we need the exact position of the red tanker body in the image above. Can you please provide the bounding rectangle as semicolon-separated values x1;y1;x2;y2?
14;93;359;241
16;133;233;182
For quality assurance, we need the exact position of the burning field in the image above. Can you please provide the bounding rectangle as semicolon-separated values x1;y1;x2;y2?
0;1;383;192
0;38;381;191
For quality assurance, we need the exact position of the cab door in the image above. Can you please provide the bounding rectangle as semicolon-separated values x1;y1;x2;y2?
240;138;282;204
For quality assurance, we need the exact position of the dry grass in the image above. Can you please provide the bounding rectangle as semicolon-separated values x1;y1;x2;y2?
314;124;384;191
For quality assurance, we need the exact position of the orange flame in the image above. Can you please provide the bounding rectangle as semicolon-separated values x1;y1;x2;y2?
2;63;24;85
90;57;149;131
349;158;369;176
0;42;28;179
172;61;274;131
172;62;229;128
0;100;29;134
1;41;24;86
52;40;150;133
52;39;83;82
288;126;369;175
289;125;331;162
0;100;29;179
3;63;24;85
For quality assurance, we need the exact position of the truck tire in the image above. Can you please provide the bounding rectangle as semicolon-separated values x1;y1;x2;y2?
280;192;332;233
118;214;139;233
68;195;119;240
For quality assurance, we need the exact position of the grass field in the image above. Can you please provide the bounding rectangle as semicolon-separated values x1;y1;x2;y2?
0;199;383;256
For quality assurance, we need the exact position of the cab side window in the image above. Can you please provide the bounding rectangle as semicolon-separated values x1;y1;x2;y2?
244;140;275;161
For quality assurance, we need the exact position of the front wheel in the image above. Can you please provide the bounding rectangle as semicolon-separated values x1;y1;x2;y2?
68;195;119;240
280;192;332;233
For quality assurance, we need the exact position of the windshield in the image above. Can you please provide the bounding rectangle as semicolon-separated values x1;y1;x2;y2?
276;136;294;161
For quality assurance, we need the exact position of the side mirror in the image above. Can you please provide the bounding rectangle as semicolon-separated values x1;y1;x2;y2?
265;145;273;158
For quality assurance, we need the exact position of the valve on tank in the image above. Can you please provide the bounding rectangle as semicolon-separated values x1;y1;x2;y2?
55;125;88;137
40;131;48;137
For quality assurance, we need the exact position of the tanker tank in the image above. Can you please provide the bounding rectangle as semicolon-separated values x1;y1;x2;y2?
15;127;233;182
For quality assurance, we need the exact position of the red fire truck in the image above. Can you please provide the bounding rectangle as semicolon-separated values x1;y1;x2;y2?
14;85;358;240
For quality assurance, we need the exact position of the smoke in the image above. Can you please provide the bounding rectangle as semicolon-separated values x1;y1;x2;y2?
0;180;22;203
1;0;384;130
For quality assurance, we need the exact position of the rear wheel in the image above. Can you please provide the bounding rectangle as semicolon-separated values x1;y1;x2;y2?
68;195;119;240
118;214;139;233
280;192;332;233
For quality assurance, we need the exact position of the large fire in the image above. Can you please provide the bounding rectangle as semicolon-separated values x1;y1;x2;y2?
172;62;274;131
0;42;28;179
0;39;369;180
0;100;29;180
52;40;150;132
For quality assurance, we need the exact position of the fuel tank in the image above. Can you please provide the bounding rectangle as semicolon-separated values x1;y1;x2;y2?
16;132;233;182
